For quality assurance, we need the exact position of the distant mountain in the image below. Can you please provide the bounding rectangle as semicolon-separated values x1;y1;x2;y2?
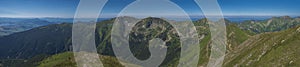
0;18;63;36
40;18;110;23
224;16;272;22
0;18;28;22
190;16;272;22
238;16;300;33
0;18;111;36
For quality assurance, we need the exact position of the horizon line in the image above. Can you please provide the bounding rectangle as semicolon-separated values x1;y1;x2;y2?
0;15;299;18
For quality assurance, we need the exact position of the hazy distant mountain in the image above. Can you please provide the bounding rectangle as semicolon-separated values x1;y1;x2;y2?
224;16;272;22
0;18;111;36
40;18;109;23
0;18;62;36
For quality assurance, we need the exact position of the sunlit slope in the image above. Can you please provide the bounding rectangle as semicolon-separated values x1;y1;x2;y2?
195;19;253;66
38;52;132;67
224;25;300;67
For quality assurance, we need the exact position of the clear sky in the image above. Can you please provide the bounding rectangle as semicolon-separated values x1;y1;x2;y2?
0;0;299;18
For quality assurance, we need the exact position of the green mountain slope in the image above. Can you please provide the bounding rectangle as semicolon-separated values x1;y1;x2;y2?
195;19;253;66
227;22;255;51
38;52;128;67
0;23;73;59
224;25;300;67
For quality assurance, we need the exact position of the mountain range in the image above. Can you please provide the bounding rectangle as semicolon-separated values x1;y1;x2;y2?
0;16;300;67
238;16;300;33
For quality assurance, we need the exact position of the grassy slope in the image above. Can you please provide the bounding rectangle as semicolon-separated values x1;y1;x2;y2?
224;26;300;67
227;23;255;51
196;19;252;66
38;52;125;67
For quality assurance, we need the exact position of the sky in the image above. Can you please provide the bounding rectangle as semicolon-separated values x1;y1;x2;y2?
0;0;299;18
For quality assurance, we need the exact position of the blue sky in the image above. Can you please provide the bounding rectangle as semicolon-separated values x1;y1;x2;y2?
0;0;299;18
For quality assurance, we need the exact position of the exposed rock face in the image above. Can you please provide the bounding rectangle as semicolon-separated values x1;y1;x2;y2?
297;27;300;33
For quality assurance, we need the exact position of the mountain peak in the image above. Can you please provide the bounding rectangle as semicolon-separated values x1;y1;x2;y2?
271;16;292;19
